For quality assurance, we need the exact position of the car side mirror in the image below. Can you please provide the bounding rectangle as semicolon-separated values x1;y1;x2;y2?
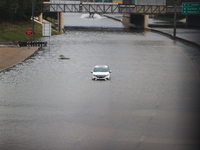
90;70;93;73
109;70;112;73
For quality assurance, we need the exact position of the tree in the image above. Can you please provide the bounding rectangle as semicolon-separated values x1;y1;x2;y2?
0;0;44;22
0;0;19;22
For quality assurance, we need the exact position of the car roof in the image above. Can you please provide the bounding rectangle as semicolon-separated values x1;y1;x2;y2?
94;65;109;68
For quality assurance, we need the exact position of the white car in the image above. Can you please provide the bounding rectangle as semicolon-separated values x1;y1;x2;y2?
91;65;111;80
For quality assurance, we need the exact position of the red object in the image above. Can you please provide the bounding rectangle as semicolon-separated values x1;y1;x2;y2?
26;29;33;35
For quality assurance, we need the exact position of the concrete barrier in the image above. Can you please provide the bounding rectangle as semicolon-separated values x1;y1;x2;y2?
0;42;19;47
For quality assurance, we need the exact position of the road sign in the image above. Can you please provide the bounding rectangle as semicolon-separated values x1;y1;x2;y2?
43;23;51;37
26;29;33;35
182;3;200;14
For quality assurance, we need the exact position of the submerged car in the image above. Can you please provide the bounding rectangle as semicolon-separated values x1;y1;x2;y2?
91;65;111;80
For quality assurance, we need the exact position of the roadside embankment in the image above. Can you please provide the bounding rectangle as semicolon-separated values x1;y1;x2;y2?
0;47;39;72
0;21;59;42
0;19;59;72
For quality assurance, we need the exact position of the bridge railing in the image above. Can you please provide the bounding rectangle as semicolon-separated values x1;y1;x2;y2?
37;3;169;14
37;1;182;14
80;0;113;2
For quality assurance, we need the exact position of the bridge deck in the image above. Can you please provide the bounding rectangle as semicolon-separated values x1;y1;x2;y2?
35;2;181;14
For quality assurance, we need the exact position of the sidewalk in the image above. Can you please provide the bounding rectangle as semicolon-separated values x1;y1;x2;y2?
0;47;39;72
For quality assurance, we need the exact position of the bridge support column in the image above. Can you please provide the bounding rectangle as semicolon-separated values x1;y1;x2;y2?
58;12;64;33
122;13;149;29
122;13;131;27
186;14;200;27
144;15;149;29
130;14;149;29
38;13;43;23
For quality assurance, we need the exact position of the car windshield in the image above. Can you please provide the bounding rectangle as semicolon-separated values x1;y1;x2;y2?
94;67;109;72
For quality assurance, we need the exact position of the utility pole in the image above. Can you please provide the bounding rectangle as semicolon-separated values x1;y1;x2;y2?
174;4;177;37
32;2;34;34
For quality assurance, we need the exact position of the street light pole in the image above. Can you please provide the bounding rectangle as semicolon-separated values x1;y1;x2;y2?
32;2;34;34
174;4;177;37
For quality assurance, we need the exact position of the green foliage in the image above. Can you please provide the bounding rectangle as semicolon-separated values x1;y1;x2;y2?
43;12;57;22
0;0;44;22
0;21;60;42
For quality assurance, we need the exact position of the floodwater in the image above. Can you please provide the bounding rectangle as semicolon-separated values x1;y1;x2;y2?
64;13;124;28
0;13;200;150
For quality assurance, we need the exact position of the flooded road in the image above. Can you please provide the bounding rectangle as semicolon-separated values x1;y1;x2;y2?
0;13;200;150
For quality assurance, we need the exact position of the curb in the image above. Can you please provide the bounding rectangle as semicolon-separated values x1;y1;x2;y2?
150;28;200;49
0;42;19;47
0;47;40;73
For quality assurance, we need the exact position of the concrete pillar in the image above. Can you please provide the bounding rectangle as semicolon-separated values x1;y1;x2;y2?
130;14;149;29
186;14;200;27
57;12;60;30
122;13;149;29
144;15;149;29
122;13;131;27
58;12;64;33
38;13;43;23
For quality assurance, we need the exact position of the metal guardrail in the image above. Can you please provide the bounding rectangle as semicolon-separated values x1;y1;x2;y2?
18;41;47;47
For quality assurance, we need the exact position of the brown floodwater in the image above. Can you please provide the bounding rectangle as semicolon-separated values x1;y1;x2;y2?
0;13;200;150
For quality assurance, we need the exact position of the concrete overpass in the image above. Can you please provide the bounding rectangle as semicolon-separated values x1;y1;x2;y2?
35;0;185;32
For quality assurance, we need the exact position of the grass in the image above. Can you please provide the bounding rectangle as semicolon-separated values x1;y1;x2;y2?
46;17;56;24
0;21;60;42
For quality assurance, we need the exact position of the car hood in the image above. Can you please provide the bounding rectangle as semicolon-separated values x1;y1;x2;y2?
93;72;109;75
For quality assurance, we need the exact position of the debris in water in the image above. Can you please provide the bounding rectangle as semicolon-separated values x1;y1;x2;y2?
59;55;70;60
